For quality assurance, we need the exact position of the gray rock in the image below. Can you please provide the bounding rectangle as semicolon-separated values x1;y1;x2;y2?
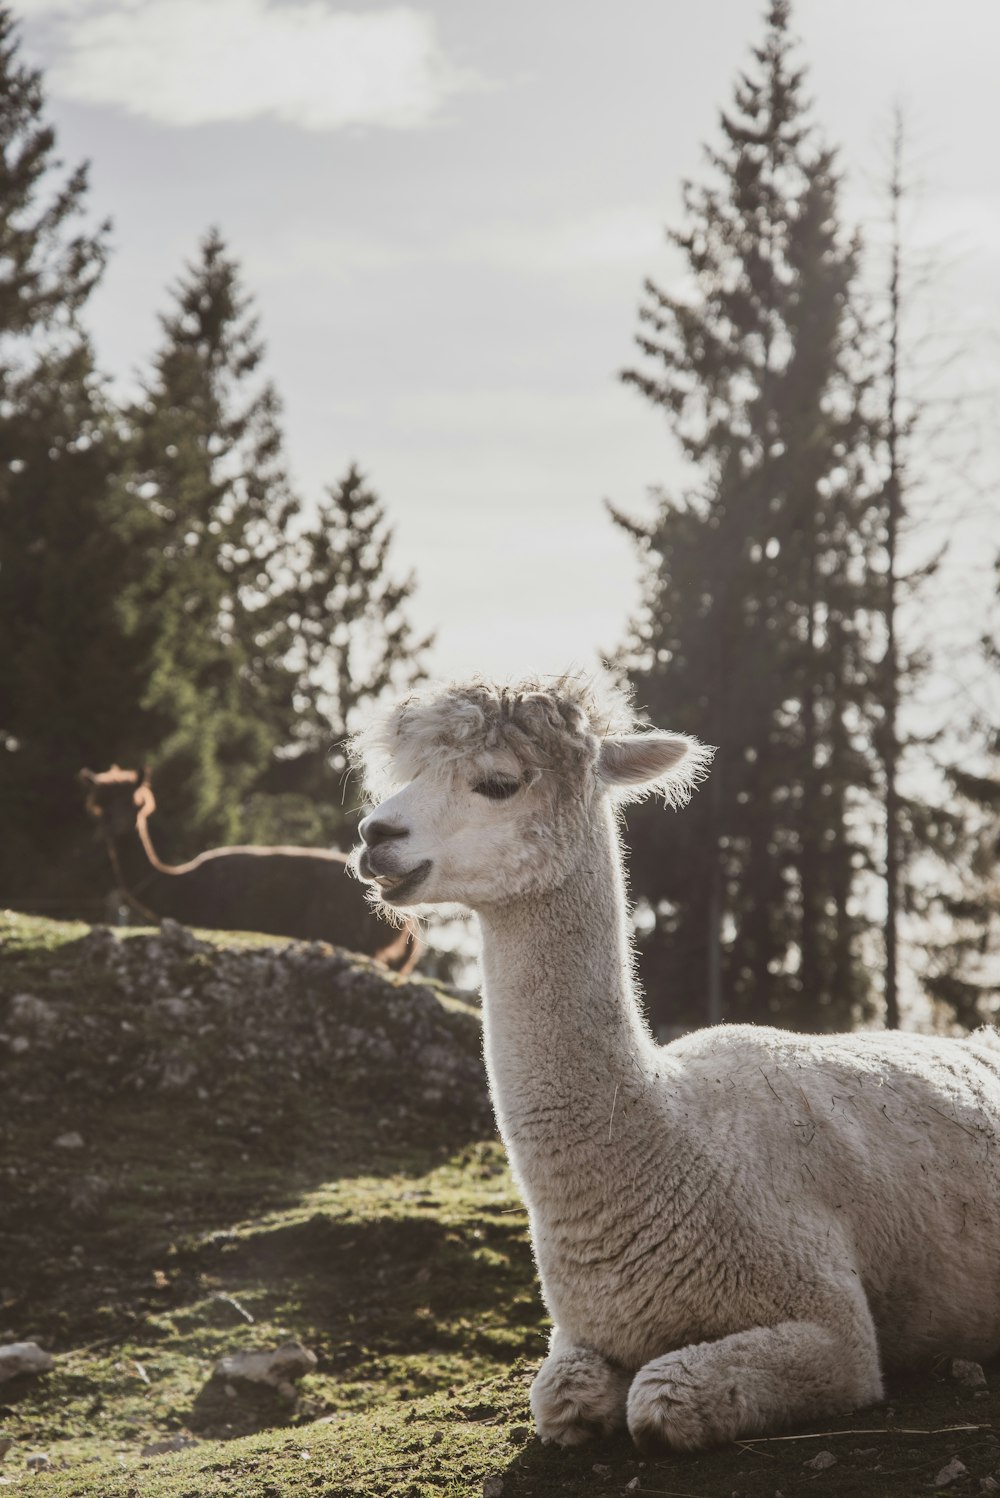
8;993;56;1029
934;1458;968;1487
951;1358;988;1391
160;1055;197;1090
159;919;205;953
77;926;120;960
141;1435;199;1457
68;1174;112;1218
212;1340;317;1400
25;1453;51;1471
803;1450;837;1471
5;921;490;1127
54;1131;84;1150
0;1342;54;1382
483;1478;504;1498
155;997;191;1021
979;1477;1000;1494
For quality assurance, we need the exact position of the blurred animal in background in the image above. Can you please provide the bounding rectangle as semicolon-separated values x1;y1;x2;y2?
79;765;419;971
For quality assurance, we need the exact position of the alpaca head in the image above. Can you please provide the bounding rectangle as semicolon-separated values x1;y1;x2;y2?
350;675;713;912
79;765;155;838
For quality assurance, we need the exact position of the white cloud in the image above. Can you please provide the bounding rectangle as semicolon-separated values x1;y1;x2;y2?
13;0;100;14
32;0;478;131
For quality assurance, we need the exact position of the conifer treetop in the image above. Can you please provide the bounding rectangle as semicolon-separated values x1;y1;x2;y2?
0;6;108;343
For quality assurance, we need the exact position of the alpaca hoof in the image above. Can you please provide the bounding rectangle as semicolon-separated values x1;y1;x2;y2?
539;1423;596;1449
530;1347;630;1447
627;1356;738;1453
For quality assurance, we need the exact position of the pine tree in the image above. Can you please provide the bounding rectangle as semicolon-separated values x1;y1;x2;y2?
258;464;432;845
0;6;137;910
121;229;299;854
614;0;882;1033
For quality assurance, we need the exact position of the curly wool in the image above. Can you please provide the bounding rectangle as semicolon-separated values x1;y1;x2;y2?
351;672;655;803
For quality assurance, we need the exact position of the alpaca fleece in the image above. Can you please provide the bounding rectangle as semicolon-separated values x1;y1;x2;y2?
351;674;1000;1452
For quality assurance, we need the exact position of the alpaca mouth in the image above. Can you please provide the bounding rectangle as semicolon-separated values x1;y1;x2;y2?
373;860;431;903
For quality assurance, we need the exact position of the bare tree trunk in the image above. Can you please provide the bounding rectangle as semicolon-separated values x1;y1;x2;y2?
882;109;904;1031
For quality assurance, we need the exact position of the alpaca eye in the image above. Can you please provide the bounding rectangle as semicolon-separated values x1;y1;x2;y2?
472;777;520;801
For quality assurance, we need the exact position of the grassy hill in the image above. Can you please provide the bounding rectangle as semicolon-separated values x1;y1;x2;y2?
0;912;997;1497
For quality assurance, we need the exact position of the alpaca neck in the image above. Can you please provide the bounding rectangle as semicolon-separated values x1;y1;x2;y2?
476;802;657;1179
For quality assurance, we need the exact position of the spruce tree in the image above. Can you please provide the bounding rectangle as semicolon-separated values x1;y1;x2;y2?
615;0;882;1032
259;464;432;845
0;6;136;909
926;764;1000;1027
121;229;299;854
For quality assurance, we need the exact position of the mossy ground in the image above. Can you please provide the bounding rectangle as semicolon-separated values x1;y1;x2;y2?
1;913;998;1496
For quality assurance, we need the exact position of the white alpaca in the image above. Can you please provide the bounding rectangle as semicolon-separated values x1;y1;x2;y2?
350;676;1000;1452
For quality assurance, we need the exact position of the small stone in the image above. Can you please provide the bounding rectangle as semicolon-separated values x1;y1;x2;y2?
593;1465;612;1477
54;1131;84;1150
156;997;190;1021
140;1436;199;1457
625;1481;640;1494
8;1037;29;1055
0;1343;54;1382
979;1477;1000;1494
803;1450;836;1471
951;1358;988;1392
213;1341;317;1391
9;994;55;1029
483;1479;504;1498
25;1454;50;1471
934;1457;968;1487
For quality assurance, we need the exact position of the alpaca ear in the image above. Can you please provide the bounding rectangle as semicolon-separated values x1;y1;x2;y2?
597;733;714;806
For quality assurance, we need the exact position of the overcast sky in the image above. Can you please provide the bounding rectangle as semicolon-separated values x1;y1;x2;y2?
16;0;1000;703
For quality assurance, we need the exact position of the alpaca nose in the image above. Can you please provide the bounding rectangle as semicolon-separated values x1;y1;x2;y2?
359;814;409;849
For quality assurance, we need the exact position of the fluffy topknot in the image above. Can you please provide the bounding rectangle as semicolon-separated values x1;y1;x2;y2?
350;672;643;803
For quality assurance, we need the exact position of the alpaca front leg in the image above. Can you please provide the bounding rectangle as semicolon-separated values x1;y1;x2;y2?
530;1328;632;1446
627;1312;883;1453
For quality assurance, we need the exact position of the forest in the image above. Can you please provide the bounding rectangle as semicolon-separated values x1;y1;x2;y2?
0;0;997;1036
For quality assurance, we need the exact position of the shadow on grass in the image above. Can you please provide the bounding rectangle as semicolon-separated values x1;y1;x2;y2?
487;1365;1000;1498
175;1211;545;1438
1;1101;503;1348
